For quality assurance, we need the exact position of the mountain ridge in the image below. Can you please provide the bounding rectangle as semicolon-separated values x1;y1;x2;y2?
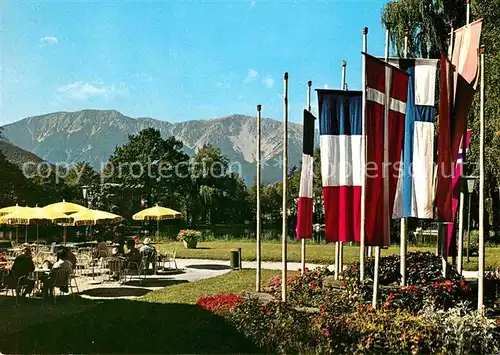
2;109;317;184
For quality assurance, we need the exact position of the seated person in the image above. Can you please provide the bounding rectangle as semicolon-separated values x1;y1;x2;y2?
109;247;124;281
125;239;141;268
42;249;73;298
132;235;142;248
94;238;109;258
5;246;35;296
66;247;77;270
139;238;156;273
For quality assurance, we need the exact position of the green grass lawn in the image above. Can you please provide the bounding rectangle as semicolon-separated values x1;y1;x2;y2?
157;240;500;271
0;270;281;354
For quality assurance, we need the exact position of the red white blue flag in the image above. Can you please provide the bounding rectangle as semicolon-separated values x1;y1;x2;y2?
296;109;316;239
317;90;362;243
364;53;409;247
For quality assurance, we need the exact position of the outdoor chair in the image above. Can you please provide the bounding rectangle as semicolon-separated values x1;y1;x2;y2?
160;249;178;270
123;261;145;283
1;271;32;305
108;258;126;283
50;268;76;304
141;250;157;275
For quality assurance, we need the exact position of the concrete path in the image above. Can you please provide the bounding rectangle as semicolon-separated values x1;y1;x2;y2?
176;258;325;271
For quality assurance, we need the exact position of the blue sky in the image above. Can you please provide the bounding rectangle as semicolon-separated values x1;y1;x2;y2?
1;0;389;125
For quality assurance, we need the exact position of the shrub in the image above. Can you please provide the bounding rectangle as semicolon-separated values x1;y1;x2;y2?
339;252;474;312
421;304;500;354
228;298;318;354
224;298;500;355
196;293;241;312
176;229;201;243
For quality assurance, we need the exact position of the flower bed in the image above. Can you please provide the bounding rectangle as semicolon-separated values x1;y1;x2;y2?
195;252;500;353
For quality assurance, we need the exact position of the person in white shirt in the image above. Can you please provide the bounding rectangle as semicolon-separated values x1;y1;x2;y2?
42;249;72;298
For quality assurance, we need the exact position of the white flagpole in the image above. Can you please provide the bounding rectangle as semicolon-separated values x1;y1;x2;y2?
339;60;347;276
360;27;368;281
457;1;472;276
400;28;409;286
478;45;485;313
256;104;262;292
300;80;312;275
373;25;390;309
282;72;289;303
466;0;471;27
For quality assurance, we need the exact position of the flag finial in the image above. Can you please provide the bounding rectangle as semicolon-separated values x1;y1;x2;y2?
307;80;312;87
284;72;288;80
363;27;368;34
257;104;262;111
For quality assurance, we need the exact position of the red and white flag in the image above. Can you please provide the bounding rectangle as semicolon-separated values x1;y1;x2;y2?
363;53;409;247
296;109;316;239
436;19;482;222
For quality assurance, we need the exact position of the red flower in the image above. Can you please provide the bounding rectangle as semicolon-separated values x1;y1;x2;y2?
322;329;330;337
310;282;317;289
341;281;347;288
196;293;242;311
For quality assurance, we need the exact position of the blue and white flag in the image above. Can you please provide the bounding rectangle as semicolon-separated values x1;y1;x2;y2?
388;58;438;219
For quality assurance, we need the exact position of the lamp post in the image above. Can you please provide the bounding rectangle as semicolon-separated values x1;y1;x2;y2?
465;176;477;263
82;185;90;240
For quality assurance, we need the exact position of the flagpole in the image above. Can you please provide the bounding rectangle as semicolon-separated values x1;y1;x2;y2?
373;24;391;309
256;104;262;292
478;45;485;313
360;27;368;282
282;72;289;303
457;0;472;277
400;28;409;286
339;60;347;276
466;0;471;26
300;80;312;276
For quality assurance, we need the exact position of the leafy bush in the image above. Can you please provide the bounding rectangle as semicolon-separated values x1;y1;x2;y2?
421;304;500;355
176;229;201;243
196;293;241;312
338;252;474;312
224;297;500;354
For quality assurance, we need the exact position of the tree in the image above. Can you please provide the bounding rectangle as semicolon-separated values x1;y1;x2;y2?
105;128;191;218
382;0;466;58
190;145;251;225
65;162;101;207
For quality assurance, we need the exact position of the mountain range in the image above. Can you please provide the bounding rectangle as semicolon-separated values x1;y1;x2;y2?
1;110;317;184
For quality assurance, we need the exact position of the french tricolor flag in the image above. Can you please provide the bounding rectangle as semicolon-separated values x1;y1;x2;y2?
296;110;316;239
388;58;438;219
317;90;363;243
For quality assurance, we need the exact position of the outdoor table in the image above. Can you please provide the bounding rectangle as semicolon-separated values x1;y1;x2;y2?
32;268;51;293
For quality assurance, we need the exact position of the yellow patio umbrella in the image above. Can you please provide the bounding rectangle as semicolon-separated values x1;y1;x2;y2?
0;205;29;243
0;207;72;243
43;200;88;244
132;204;182;237
71;209;123;226
43;200;88;214
0;204;26;217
